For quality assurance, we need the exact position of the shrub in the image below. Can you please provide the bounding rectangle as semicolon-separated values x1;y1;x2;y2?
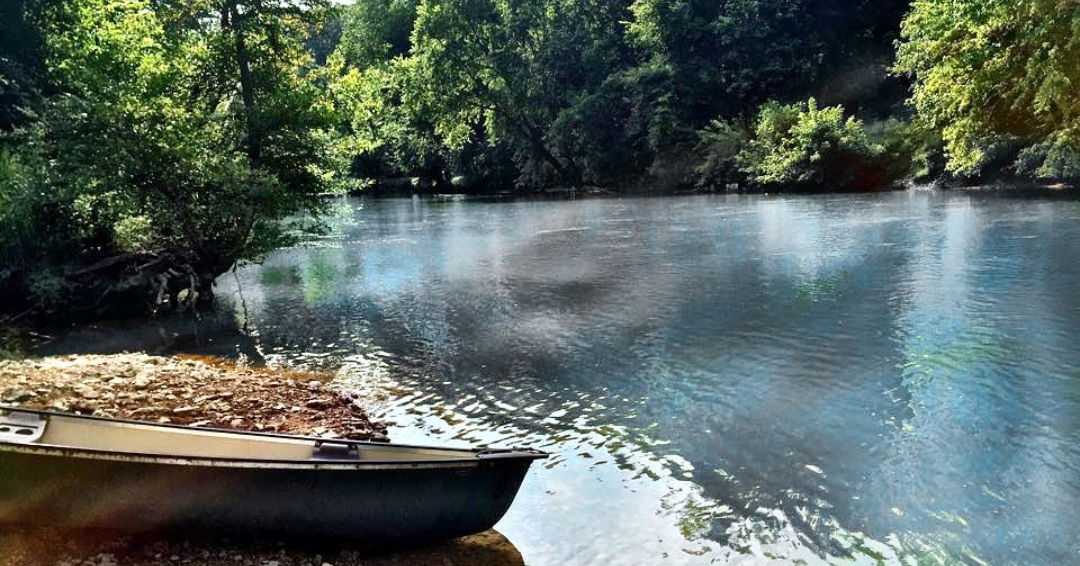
1013;133;1080;182
866;118;947;184
694;118;746;189
738;98;895;191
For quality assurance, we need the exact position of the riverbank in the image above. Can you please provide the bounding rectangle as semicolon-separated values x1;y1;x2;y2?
0;354;524;566
0;354;387;440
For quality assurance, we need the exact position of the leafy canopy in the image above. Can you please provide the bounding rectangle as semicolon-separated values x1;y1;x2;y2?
38;0;338;265
1;0;343;312
896;0;1080;174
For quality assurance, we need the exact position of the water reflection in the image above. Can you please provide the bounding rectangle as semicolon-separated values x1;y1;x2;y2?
46;191;1080;566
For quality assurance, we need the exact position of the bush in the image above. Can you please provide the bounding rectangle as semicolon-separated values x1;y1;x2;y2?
549;63;686;186
694;118;746;189
0;139;80;312
738;98;895;191
1013;133;1080;182
866;118;947;184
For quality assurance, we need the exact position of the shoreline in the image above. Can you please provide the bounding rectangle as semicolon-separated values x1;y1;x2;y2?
353;180;1080;201
0;354;387;441
0;353;525;566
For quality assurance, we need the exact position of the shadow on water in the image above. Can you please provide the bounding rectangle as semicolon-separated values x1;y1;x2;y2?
43;190;1080;566
38;307;265;363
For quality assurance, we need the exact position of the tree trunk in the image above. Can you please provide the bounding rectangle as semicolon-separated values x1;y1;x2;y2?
518;121;581;186
220;1;262;273
226;2;261;169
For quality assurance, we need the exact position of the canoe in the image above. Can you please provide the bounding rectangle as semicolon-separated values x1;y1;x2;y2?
0;407;546;543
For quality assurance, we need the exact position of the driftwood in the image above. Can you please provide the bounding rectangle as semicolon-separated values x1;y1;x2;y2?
0;248;222;325
66;248;217;319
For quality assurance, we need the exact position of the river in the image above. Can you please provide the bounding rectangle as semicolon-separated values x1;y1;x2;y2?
47;190;1080;566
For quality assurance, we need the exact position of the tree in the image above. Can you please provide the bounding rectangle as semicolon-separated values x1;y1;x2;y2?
629;0;909;124
0;0;61;131
343;0;630;187
895;0;1080;174
405;0;571;184
1;0;341;318
335;0;418;70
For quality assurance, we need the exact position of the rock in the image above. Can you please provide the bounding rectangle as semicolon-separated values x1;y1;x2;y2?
305;399;332;410
133;370;155;390
73;386;100;400
1;388;35;403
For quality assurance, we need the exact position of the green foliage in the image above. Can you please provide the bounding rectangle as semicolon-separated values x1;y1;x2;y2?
0;0;56;131
1;0;346;314
548;62;683;184
694;119;746;189
865;118;946;184
1014;134;1080;182
330;58;447;180
895;0;1080;176
328;0;913;191
0;148;40;270
336;0;418;70
40;0;340;265
0;328;32;360
629;0;909;123
737;99;894;191
0;129;84;286
334;0;634;187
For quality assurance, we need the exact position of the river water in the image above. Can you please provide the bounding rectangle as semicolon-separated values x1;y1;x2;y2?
48;191;1080;565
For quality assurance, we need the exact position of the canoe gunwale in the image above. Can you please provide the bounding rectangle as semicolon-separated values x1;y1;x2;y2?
0;443;526;470
0;406;548;469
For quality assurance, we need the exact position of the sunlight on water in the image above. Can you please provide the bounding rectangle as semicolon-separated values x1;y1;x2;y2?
45;191;1080;566
332;352;967;566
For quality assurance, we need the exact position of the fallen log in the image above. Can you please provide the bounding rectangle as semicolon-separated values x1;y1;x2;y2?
3;247;224;324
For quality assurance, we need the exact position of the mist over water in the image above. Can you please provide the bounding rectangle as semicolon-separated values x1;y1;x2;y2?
48;191;1080;565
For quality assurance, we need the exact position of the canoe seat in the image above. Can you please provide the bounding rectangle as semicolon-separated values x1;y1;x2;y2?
0;411;47;444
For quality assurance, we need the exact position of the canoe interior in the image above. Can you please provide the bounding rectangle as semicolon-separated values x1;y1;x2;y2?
0;409;485;462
